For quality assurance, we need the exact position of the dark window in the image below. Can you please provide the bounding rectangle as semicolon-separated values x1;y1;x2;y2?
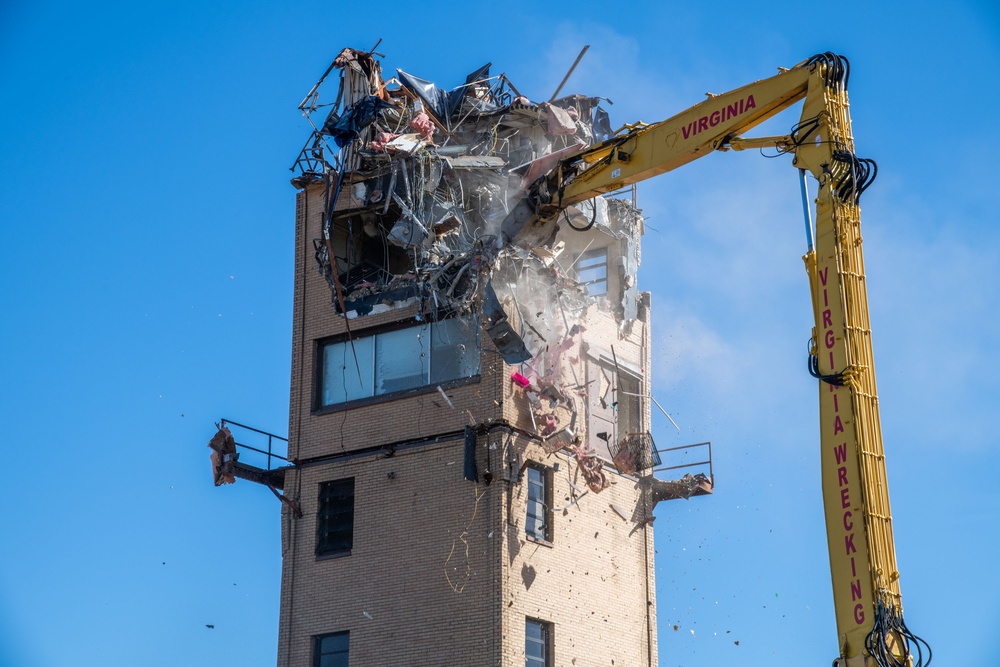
316;479;354;557
577;248;608;297
525;618;552;667
319;318;479;408
314;631;349;667
526;464;551;543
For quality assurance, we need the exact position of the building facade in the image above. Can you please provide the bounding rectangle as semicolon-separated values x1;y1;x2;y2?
261;47;664;667
275;180;658;667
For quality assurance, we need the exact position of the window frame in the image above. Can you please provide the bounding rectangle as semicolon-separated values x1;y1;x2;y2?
314;316;481;414
615;369;643;437
525;617;553;667
313;631;349;667
576;247;609;297
316;478;355;560
525;463;553;545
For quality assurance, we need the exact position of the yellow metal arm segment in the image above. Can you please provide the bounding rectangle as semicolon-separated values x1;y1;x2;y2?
551;64;809;207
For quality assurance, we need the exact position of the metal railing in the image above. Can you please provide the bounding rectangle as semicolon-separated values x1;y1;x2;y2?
653;441;713;483
220;418;289;471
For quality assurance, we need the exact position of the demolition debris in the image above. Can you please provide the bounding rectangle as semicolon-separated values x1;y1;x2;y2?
291;46;642;353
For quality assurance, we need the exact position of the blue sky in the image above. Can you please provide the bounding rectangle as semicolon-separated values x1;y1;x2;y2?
1;1;997;666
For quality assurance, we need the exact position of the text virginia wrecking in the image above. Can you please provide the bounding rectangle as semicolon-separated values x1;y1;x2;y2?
819;265;866;626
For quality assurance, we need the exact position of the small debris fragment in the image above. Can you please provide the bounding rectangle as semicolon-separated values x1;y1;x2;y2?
436;386;456;410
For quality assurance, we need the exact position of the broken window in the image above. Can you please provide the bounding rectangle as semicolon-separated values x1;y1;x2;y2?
313;631;349;667
525;464;551;543
430;317;481;382
577;247;608;297
318;318;480;408
316;479;354;558
525;618;552;667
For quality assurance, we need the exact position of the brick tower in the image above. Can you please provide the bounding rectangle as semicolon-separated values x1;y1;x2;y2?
231;46;705;667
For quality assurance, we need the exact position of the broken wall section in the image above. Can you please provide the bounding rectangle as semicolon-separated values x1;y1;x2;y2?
495;194;652;471
291;46;633;339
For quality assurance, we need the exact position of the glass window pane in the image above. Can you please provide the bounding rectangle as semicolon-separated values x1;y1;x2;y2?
319;631;349;653
316;632;349;667
577;253;606;269
578;249;608;297
430;317;480;383
526;468;547;540
525;620;548;667
375;326;429;394
578;265;606;283
322;337;374;405
617;373;641;434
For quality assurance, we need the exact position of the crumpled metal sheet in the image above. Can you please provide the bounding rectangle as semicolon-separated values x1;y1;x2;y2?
482;282;531;364
397;63;491;122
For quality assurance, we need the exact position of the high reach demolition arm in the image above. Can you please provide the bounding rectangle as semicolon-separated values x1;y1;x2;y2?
503;53;929;667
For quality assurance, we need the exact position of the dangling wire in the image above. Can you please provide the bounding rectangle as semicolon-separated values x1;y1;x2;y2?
864;598;932;667
443;484;487;594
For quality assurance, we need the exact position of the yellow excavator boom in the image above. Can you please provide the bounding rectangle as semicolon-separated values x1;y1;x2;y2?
502;53;929;667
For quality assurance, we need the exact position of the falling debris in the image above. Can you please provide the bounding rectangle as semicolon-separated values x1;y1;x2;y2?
437;385;456;410
572;445;607;493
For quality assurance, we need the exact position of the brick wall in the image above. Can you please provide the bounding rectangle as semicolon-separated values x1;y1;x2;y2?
278;186;657;666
